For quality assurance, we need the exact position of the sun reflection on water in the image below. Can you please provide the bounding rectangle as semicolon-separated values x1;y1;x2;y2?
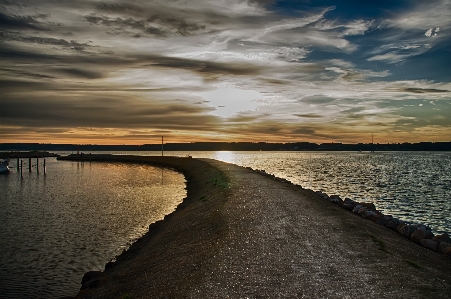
213;151;236;164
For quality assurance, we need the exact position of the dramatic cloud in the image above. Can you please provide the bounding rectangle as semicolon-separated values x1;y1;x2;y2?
0;0;450;144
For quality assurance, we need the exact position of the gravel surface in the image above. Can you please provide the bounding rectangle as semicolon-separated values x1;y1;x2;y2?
60;155;451;299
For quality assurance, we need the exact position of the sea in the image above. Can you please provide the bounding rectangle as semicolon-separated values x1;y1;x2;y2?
1;151;450;298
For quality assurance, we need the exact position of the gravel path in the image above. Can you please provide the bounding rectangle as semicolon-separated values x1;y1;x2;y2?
190;159;451;298
63;155;451;299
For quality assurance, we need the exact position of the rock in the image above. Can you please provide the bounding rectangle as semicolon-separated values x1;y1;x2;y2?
385;217;400;230
359;202;376;211
362;210;377;218
411;227;434;243
352;205;363;214
342;203;354;211
376;215;390;226
315;191;329;199
432;233;451;244
105;260;115;269
357;207;368;216
437;242;451;254
398;224;418;239
419;239;439;251
81;271;103;285
396;222;406;233
367;213;382;222
81;279;100;290
343;198;356;205
329;195;342;204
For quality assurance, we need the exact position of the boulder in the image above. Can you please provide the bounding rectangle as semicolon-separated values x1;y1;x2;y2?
396;222;406;233
357;207;368;216
411;227;434;243
359;202;376;211
352;205;363;214
376;215;390;226
432;233;451;244
315;191;329;199
342;203;354;211
362;210;377;218
437;242;451;254
443;247;451;256
367;214;381;222
385;217;400;230
398;224;419;239
81;279;100;290
343;198;356;205
329;195;342;204
419;239;439;251
81;271;103;285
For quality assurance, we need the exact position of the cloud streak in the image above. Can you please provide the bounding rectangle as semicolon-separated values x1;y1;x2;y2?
0;0;450;144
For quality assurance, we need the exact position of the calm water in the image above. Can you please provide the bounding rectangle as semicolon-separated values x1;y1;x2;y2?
1;151;450;298
0;158;186;299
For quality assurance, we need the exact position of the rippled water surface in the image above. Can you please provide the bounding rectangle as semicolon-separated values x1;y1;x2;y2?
0;158;185;299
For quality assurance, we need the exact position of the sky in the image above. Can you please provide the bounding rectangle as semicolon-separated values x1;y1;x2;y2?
1;0;450;145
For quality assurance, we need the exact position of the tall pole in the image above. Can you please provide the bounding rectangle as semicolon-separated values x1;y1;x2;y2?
162;136;164;156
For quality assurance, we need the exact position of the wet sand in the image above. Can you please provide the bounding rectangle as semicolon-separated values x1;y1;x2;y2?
59;155;451;298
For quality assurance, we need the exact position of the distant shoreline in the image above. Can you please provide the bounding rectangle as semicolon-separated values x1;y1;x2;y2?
2;141;451;152
0;151;60;159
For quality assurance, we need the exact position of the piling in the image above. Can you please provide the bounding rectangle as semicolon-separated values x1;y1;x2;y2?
16;157;19;169
37;158;39;173
20;160;23;177
28;157;32;172
44;159;46;175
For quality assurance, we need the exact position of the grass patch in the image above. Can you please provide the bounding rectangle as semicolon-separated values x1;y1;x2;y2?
199;195;207;202
369;234;391;254
211;176;229;189
405;259;422;269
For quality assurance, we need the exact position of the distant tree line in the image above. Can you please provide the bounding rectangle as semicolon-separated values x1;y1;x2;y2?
1;142;450;152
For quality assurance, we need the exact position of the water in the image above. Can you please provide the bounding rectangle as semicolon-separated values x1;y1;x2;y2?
1;151;450;298
66;150;449;234
0;158;186;299
52;151;451;234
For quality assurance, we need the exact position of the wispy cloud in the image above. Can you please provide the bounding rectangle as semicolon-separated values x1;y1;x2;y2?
0;0;450;144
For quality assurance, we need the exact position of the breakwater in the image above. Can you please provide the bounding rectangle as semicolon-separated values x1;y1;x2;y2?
253;167;451;256
59;155;451;299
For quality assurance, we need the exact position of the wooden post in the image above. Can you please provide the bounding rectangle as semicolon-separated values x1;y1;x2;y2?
17;157;19;169
20;160;23;177
162;136;164;156
36;158;39;173
44;159;46;175
28;157;32;172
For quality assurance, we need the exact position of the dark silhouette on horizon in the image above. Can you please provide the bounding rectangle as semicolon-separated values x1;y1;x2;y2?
1;141;450;152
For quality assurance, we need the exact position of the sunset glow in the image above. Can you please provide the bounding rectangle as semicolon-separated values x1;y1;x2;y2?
1;0;450;144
